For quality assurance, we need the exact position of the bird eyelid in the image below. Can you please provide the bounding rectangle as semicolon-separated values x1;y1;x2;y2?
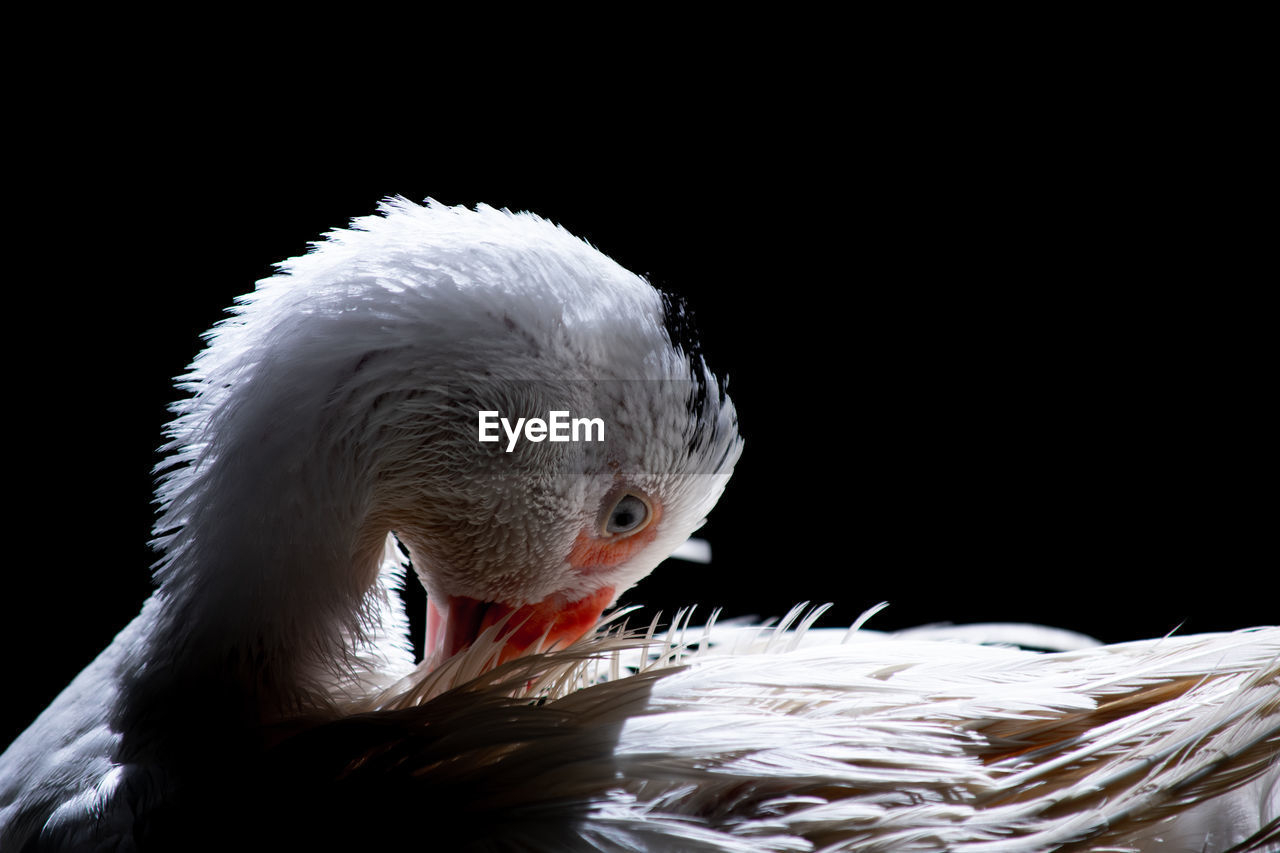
569;491;663;573
600;489;654;538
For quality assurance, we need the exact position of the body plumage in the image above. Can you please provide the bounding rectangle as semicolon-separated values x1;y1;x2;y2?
2;199;1275;851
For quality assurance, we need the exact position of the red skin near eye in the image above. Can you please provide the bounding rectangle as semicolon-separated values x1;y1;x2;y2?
426;500;662;666
567;500;663;571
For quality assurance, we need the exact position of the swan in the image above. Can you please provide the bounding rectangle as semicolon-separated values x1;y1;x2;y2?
1;198;1276;851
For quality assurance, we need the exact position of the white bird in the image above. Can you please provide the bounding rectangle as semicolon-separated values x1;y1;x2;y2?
1;199;1276;852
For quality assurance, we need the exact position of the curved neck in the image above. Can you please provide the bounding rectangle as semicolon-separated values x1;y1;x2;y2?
135;364;406;733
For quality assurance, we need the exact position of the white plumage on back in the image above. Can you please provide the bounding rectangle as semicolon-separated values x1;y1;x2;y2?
1;199;1275;852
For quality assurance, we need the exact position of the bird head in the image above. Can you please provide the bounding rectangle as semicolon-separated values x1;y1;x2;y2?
153;199;741;682
390;364;739;667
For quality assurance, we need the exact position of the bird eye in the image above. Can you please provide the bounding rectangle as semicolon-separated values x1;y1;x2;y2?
605;493;651;536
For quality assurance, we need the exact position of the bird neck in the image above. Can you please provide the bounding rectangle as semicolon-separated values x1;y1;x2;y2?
136;385;400;734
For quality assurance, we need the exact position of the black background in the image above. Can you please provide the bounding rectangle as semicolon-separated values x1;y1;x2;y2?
5;64;1271;749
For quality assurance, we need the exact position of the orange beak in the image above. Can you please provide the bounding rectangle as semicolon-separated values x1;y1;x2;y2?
425;585;616;668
